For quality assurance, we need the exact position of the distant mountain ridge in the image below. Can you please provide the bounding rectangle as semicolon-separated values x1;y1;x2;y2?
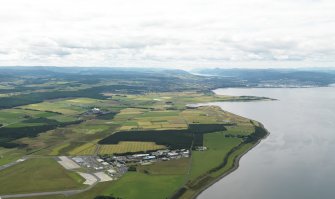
195;68;335;87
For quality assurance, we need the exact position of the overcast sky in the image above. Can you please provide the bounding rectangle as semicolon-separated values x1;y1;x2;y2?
0;0;335;69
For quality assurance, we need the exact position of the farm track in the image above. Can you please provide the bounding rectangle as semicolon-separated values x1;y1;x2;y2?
93;144;101;155
0;122;19;129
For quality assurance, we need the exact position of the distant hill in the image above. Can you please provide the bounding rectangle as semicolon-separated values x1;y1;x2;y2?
194;68;335;87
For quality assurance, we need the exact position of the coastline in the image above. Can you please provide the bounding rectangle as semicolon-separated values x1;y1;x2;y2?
192;122;270;199
169;104;270;199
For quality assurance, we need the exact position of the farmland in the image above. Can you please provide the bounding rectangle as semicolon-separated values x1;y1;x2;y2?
0;91;267;198
0;68;270;199
68;141;97;156
98;123;227;149
98;141;166;154
67;136;172;156
138;157;190;175
189;135;242;180
101;172;185;199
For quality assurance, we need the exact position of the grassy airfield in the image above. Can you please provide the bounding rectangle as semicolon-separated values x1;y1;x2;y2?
0;158;84;194
0;91;268;198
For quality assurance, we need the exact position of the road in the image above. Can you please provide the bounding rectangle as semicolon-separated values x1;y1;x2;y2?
0;157;102;198
0;122;19;129
0;157;28;172
0;177;99;198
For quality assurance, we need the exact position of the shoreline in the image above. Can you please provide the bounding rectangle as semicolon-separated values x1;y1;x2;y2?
191;122;270;199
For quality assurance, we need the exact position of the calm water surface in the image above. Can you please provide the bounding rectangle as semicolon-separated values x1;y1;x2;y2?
198;87;335;199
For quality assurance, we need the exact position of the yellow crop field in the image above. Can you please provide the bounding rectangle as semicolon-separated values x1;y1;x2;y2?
68;141;97;155
119;126;136;131
137;121;152;126
162;123;187;128
142;124;162;129
49;143;70;156
78;146;96;155
120;108;147;115
65;98;100;104
21;102;82;115
98;142;166;154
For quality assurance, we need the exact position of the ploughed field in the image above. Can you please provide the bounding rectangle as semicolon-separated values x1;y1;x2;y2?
0;90;267;198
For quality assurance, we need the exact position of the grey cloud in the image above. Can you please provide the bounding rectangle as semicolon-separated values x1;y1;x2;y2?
1;0;335;68
56;36;169;51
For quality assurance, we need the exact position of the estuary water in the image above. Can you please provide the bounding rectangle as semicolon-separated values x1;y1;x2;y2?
198;87;335;199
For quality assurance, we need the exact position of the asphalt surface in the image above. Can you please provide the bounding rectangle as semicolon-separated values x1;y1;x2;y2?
0;157;101;198
0;178;99;198
0;157;28;172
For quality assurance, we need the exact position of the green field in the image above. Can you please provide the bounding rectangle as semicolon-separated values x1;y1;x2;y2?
0;147;25;166
24;172;185;199
22;182;115;199
190;134;242;180
0;108;59;126
21;101;86;115
103;172;185;199
0;158;84;194
210;143;254;178
138;158;190;175
179;142;256;199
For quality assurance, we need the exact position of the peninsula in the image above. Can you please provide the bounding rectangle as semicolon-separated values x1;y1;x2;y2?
0;67;269;199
